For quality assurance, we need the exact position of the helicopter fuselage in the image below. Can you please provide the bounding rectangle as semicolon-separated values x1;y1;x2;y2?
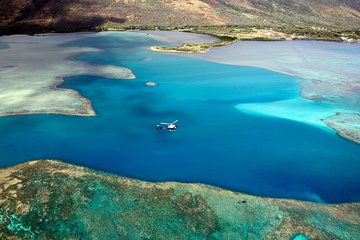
167;124;177;131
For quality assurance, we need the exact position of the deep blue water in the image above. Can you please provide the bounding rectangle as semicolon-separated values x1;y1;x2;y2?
1;33;360;203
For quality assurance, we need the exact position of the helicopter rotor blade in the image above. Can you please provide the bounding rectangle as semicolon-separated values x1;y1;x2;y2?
159;120;178;125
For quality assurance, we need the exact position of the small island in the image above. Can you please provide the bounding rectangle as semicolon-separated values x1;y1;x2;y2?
150;34;236;53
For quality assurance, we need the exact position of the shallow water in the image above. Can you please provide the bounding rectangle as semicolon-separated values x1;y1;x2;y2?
1;32;360;203
178;40;360;121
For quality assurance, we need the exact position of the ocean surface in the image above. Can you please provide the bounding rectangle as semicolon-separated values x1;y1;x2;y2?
1;32;360;203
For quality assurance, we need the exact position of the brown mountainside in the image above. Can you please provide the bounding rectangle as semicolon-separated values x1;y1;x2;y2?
0;0;360;34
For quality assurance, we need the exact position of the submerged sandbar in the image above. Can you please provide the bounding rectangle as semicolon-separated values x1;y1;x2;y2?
0;33;135;117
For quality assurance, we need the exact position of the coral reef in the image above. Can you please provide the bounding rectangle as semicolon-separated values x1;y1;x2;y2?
0;33;134;117
324;113;360;144
1;160;359;239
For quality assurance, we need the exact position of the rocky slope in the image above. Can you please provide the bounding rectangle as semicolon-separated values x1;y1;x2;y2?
1;0;360;34
1;160;360;239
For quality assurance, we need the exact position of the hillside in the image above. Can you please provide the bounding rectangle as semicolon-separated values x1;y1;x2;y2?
0;0;360;35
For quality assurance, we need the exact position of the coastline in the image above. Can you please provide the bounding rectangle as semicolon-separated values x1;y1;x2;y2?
1;160;359;239
1;25;359;43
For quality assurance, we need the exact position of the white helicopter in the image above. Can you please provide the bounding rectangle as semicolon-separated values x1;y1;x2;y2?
156;120;178;131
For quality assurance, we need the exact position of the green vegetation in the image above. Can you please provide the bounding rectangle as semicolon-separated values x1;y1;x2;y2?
151;34;236;53
105;24;360;40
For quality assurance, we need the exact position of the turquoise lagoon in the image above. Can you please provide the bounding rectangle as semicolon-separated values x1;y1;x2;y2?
1;32;360;203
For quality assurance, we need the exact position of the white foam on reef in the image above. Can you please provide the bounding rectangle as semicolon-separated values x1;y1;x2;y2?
0;33;135;116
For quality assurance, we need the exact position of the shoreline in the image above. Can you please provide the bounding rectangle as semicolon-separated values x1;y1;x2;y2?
1;25;359;43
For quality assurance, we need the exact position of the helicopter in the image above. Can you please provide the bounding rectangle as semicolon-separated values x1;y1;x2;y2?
156;120;178;131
